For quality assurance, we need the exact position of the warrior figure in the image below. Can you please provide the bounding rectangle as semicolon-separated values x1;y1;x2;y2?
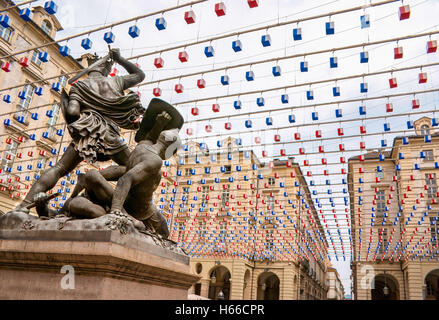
14;48;145;215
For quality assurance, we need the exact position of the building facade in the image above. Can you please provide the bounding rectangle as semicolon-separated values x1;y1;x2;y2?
159;137;331;300
326;267;345;300
350;117;439;300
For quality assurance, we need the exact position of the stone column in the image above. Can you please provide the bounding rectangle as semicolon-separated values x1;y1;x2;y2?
282;267;295;300
404;262;423;300
200;278;211;299
230;262;246;300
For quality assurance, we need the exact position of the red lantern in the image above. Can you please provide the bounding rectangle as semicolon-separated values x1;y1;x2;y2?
184;10;196;24
386;103;394;112
248;0;259;8
419;72;428;83
212;104;220;113
1;61;10;72
19;57;29;68
315;130;322;138
175;84;184;93
389;78;397;88
412;99;420;109
191;107;199;116
197;79;206;89
205;125;212;133
225;122;232;130
178;50;189;62
394;47;403;59
154;57;164;68
399;5;410;20
153;88;162;97
215;2;226;16
427;40;437;53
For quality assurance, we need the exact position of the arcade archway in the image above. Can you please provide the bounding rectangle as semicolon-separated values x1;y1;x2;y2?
425;269;439;300
257;272;280;300
208;266;231;300
371;273;400;300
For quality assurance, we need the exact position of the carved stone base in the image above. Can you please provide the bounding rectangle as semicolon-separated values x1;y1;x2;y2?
0;230;200;300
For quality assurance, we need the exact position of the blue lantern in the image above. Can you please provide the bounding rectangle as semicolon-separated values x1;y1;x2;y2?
281;94;289;104
300;61;308;72
34;87;43;96
155;17;167;30
44;1;58;15
261;34;271;47
360;82;368;93
232;40;242;52
104;31;115;44
38;51;50;63
59;45;71;57
330;56;338;68
221;75;229;85
81;38;92;50
204;45;214;57
361;15;370;29
246;71;255;81
19;8;32;22
0;14;10;28
360;51;369;63
272;66;281;77
326;21;335;35
293;28;302;40
128;25;140;38
257;97;265;106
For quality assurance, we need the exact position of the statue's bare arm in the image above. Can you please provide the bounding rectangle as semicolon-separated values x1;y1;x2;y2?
111;49;145;90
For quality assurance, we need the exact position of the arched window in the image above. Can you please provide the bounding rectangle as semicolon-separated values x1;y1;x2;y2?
421;124;431;136
41;20;52;36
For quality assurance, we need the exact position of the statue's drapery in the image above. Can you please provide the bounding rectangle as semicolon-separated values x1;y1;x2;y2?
63;77;144;163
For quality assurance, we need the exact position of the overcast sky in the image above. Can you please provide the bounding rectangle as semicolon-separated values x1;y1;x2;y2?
30;0;439;296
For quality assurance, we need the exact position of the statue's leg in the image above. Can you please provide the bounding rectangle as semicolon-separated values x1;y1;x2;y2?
17;144;82;211
143;204;170;239
83;169;114;207
69;197;107;219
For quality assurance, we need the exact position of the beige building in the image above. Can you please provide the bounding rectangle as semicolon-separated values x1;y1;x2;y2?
160;137;331;300
350;117;439;300
327;267;345;300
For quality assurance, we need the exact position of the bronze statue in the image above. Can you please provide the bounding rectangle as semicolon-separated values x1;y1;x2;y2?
32;101;183;239
14;48;146;214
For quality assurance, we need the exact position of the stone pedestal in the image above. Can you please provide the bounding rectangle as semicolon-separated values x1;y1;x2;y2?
0;230;200;300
